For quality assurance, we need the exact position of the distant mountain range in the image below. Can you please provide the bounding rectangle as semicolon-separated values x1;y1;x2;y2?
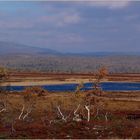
0;41;60;55
0;41;140;73
0;41;139;56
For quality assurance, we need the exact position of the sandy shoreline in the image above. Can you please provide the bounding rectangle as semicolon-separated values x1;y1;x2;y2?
1;79;139;86
1;79;91;86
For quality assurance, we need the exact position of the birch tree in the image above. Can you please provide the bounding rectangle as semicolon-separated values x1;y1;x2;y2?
0;67;9;113
94;67;108;95
18;87;37;121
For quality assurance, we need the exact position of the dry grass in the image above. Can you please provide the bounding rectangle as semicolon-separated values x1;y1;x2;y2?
3;90;140;118
0;91;139;139
93;91;140;112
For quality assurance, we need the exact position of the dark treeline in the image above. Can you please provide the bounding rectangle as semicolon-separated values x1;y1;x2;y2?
0;54;140;73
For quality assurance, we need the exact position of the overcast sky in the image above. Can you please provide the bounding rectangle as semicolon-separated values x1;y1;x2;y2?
0;1;140;53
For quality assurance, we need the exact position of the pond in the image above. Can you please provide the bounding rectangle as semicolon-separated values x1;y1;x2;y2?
4;82;140;92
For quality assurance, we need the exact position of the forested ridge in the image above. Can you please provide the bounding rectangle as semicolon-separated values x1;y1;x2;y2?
0;54;140;73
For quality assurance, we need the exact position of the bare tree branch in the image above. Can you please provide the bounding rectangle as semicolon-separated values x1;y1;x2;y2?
57;106;67;122
105;112;108;122
0;108;6;113
73;104;82;122
23;105;33;120
85;105;90;122
18;104;25;120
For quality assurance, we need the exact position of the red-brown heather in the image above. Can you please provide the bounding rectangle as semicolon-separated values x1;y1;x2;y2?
0;67;140;139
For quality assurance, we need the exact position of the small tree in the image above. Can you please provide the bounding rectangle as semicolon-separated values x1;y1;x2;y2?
86;67;109;121
0;67;8;80
0;67;9;93
0;67;9;113
18;87;37;120
94;67;108;95
75;82;84;94
24;86;47;96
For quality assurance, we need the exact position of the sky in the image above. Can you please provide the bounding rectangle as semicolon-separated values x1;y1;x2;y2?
0;1;140;53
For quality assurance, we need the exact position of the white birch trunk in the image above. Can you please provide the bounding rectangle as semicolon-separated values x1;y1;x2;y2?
85;105;90;122
18;105;25;120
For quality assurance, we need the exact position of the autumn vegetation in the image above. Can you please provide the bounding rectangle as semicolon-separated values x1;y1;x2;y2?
0;67;139;139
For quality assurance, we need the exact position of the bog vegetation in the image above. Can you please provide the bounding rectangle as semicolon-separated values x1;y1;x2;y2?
0;67;139;139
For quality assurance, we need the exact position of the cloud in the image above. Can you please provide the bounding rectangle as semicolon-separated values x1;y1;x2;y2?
124;14;140;21
81;0;131;9
0;8;81;30
0;20;33;29
63;13;80;24
38;32;84;43
40;11;80;27
56;33;84;43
